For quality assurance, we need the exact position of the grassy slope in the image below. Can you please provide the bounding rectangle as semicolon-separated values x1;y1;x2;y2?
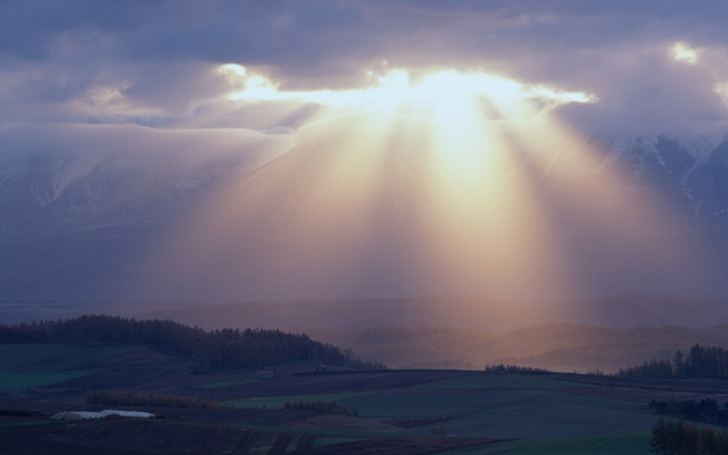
330;374;658;439
0;344;139;390
215;372;665;452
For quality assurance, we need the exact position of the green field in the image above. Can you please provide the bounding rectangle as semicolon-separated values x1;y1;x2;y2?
416;373;584;390
196;379;258;389
431;392;656;439
481;432;652;455
0;344;140;390
335;374;656;440
215;372;662;443
0;370;98;390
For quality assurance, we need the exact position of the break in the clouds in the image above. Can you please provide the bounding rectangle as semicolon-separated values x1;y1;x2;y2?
1;0;728;134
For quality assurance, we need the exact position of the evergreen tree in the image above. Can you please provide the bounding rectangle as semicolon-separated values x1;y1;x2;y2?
650;419;669;455
0;315;383;370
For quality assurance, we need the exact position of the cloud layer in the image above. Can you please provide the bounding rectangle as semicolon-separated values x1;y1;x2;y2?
1;0;728;134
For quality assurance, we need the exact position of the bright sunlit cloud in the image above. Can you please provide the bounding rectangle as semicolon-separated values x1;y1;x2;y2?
673;42;698;64
220;65;596;117
410;71;596;106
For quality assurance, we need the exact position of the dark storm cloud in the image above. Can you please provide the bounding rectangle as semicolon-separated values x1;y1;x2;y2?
0;0;159;60
3;0;726;73
1;0;727;133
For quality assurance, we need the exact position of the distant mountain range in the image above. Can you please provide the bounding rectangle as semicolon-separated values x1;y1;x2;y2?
1;122;728;305
135;295;728;333
135;296;728;372
593;135;728;223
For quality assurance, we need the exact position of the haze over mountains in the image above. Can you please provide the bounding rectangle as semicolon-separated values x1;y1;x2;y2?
1;121;728;320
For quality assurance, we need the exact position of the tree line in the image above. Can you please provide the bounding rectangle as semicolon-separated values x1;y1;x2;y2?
619;344;728;379
0;315;382;370
483;364;550;375
649;398;728;425
651;419;728;454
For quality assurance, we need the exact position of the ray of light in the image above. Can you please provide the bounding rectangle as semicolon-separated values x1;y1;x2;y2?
489;104;715;314
128;66;715;324
135;106;410;300
411;115;580;312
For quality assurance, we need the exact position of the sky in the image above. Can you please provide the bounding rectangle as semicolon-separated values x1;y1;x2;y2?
2;1;728;306
2;0;728;136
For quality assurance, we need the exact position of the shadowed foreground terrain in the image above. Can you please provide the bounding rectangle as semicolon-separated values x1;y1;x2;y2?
5;335;728;454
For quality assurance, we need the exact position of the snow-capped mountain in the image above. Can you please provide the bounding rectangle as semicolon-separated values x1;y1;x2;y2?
0;125;293;239
0;151;238;237
560;134;727;223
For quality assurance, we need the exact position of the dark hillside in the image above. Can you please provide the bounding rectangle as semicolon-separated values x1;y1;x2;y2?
0;315;380;370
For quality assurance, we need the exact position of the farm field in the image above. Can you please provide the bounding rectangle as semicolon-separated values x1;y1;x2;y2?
1;343;727;454
0;344;141;391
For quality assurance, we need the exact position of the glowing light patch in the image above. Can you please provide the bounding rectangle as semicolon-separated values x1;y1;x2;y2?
218;64;280;100
410;71;594;106
220;65;595;115
673;42;698;64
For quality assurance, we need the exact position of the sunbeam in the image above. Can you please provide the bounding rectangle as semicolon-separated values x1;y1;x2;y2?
130;66;715;317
